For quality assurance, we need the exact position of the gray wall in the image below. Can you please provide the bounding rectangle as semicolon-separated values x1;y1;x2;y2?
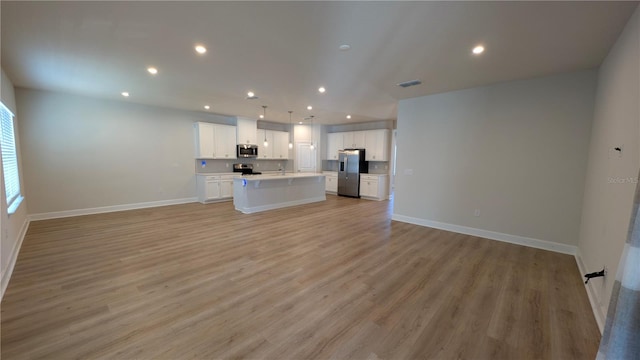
577;5;639;329
16;88;233;215
394;70;597;246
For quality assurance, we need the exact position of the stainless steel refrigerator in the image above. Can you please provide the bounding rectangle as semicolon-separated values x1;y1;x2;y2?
338;149;368;197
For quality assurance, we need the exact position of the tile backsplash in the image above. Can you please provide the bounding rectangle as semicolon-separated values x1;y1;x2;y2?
322;160;389;174
195;159;292;173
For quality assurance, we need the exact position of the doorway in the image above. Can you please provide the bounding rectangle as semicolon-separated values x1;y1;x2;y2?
296;142;316;173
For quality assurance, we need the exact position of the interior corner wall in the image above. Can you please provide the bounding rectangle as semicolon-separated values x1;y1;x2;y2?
394;70;597;249
15;88;234;216
1;68;29;298
577;5;640;330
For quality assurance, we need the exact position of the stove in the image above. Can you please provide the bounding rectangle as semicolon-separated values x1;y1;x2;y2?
233;163;262;175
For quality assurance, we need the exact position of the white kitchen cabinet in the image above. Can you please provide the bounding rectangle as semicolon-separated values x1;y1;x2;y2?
342;132;353;149
220;175;235;198
196;174;237;203
353;131;366;148
364;129;390;161
196;175;221;202
194;122;237;159
256;130;289;159
323;171;337;193
195;122;215;158
326;133;343;160
213;124;237;159
359;174;388;200
236;117;258;145
326;129;389;161
342;131;366;149
257;129;273;159
272;131;290;159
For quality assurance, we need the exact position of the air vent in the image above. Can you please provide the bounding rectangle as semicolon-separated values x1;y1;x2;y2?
397;79;422;88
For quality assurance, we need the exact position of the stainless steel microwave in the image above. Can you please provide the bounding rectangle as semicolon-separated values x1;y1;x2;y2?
237;144;258;158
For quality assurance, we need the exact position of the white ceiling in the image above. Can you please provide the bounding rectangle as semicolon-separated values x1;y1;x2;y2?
1;1;637;125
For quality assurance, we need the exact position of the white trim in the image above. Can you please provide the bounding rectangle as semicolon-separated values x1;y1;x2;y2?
575;250;606;334
1;216;30;300
235;196;325;214
28;197;198;221
391;214;578;255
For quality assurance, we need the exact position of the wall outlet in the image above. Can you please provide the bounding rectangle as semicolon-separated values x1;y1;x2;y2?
474;209;480;217
374;165;378;169
226;163;229;167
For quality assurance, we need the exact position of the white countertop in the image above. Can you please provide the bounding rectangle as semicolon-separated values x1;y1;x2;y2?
196;172;237;177
234;173;325;181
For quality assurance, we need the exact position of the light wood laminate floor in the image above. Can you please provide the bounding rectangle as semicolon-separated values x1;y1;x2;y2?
2;195;600;359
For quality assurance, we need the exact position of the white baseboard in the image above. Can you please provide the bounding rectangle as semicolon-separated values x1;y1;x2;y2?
29;197;198;221
1;216;30;300
574;250;606;334
391;214;578;255
235;196;326;214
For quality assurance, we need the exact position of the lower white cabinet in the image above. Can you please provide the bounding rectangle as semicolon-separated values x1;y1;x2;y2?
324;171;337;193
220;175;235;198
196;174;238;203
359;174;388;200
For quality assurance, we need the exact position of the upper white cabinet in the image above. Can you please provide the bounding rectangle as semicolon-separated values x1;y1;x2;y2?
326;129;389;161
364;129;390;161
236;117;258;145
326;133;343;160
195;122;215;159
273;131;290;159
256;129;289;159
342;131;366;148
194;122;237;159
257;129;273;159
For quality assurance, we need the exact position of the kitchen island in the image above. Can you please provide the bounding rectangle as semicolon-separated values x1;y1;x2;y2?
233;173;326;214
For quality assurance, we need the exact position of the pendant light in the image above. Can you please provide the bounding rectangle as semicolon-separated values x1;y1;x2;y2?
309;115;315;150
288;111;293;149
262;105;268;147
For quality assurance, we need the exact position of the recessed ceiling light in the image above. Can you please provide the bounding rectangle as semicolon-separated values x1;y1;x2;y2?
318;87;326;93
299;121;303;124
195;44;207;54
346;115;351;119
472;45;485;55
247;91;254;97
259;114;264;119
307;105;313;110
121;92;129;97
339;44;351;51
147;67;158;75
204;105;210;110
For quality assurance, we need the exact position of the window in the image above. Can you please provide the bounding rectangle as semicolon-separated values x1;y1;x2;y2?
0;101;22;213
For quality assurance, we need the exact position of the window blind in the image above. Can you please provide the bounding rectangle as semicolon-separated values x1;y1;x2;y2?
0;102;20;208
